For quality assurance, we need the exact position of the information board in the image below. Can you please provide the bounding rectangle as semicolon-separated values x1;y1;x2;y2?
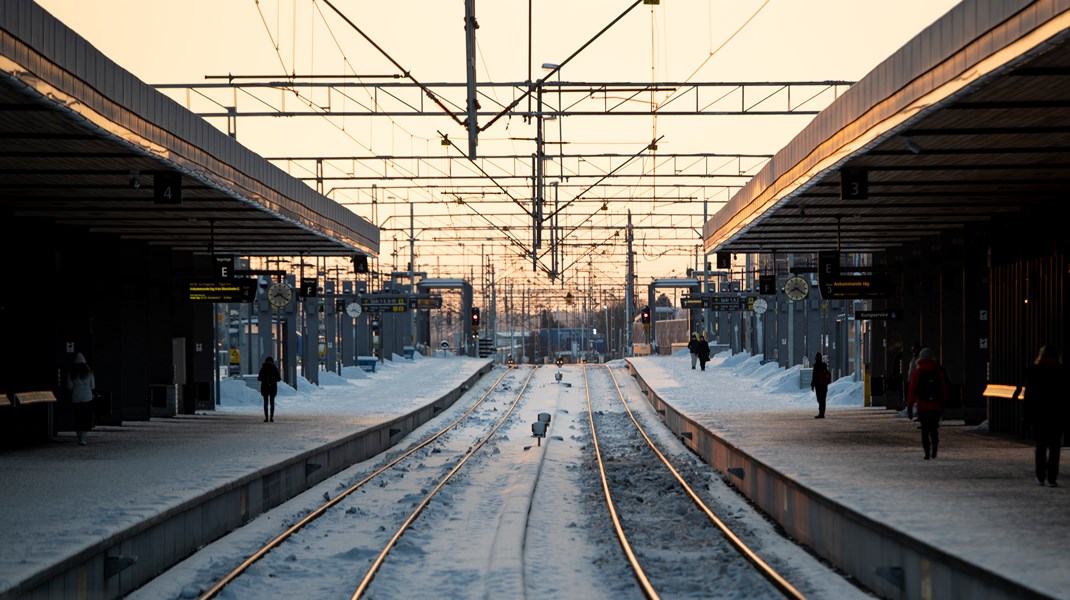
680;296;705;309
187;280;257;302
361;295;409;313
856;309;902;320
709;295;743;311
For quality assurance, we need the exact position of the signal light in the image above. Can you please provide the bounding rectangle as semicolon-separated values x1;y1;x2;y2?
471;307;481;327
640;305;651;324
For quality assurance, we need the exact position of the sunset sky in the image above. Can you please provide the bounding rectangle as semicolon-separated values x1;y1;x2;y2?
37;0;960;308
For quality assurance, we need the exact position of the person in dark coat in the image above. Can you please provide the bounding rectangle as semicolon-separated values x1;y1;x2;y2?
258;356;282;422
697;332;711;371
810;352;830;419
907;347;947;460
687;333;701;369
1023;344;1065;486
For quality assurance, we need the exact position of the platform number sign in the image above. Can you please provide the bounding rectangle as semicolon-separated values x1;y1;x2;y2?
840;168;868;200
299;278;318;298
154;172;182;204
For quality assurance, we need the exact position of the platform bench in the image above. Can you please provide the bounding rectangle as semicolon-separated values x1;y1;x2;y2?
984;383;1024;437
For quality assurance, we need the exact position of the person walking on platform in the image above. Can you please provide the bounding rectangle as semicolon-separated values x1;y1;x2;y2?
258;356;282;422
907;347;947;460
67;352;95;446
697;332;711;371
1023;344;1065;486
687;333;701;369
811;352;831;419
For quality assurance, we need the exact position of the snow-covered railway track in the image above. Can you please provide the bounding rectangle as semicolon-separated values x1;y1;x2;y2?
583;365;807;600
196;365;536;600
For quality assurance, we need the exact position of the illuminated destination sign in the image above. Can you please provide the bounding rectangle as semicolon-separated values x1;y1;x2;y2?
361;294;410;313
680;296;705;309
187;280;257;302
410;294;444;309
820;275;889;299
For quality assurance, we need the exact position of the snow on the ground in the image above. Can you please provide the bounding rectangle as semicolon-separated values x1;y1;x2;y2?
129;352;871;599
621;347;866;413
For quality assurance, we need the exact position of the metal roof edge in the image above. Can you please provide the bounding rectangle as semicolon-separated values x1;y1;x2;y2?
0;0;379;256
704;0;1069;252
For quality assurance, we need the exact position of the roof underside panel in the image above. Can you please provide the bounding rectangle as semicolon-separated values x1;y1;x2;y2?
0;0;378;258
704;0;1070;255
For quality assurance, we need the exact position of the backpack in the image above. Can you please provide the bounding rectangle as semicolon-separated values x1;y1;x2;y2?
821;369;832;386
915;367;942;409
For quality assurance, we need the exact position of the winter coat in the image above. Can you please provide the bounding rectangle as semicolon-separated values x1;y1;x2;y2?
258;362;282;396
907;358;947;413
811;360;830;392
697;340;711;361
1023;362;1066;429
687;338;701;354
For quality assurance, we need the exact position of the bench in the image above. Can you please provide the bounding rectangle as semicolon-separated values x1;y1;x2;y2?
983;384;1024;437
1;391;57;448
15;390;57;405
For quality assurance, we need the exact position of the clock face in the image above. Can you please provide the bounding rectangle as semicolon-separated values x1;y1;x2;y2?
783;276;809;301
752;298;768;314
345;302;363;318
267;282;293;308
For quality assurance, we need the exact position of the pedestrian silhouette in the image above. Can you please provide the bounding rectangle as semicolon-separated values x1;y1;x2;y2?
697;332;711;371
1023;344;1065;486
67;353;95;446
258;356;282;422
907;347;947;459
811;352;830;418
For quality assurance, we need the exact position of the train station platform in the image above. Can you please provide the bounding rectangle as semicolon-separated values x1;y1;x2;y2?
626;353;1069;600
3;351;1065;600
0;356;492;600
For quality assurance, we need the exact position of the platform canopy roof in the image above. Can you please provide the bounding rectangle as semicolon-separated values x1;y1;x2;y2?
704;0;1070;255
0;0;378;258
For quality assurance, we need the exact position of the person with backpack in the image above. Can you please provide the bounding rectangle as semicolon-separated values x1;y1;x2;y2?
907;347;947;460
811;352;831;419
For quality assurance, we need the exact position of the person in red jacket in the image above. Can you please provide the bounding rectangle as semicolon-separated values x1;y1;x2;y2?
907;347;948;460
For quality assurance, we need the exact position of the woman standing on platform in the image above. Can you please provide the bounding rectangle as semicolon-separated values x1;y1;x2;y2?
811;352;830;419
68;353;95;446
258;356;282;422
1024;345;1065;487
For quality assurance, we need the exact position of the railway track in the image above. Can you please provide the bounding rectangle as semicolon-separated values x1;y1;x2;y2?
155;363;822;599
583;365;807;600
195;365;536;600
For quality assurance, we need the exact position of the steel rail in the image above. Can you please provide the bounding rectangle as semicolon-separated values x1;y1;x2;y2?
351;366;539;599
596;365;808;600
196;366;518;600
582;366;660;599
